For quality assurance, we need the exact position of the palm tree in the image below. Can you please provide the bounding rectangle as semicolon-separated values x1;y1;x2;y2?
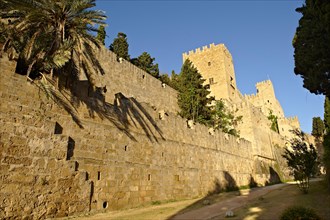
0;0;106;127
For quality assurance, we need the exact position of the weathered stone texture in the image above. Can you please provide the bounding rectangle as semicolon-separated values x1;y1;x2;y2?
0;45;290;219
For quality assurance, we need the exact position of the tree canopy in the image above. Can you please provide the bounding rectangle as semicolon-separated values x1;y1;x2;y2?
293;0;330;95
177;59;213;125
212;100;241;137
109;32;130;60
283;130;319;193
96;25;106;45
131;52;159;78
323;97;330;190
0;0;106;127
312;117;325;139
1;0;106;82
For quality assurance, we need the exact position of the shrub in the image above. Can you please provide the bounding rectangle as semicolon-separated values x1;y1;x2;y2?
280;206;320;220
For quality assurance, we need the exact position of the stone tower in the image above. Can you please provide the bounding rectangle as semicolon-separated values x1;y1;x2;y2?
245;80;285;118
182;43;240;102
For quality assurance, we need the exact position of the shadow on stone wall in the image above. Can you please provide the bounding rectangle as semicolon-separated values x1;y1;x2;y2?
76;84;165;142
12;54;164;142
167;172;239;220
249;175;258;188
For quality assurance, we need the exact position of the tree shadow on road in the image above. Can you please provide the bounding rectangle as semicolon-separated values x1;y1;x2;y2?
166;172;239;220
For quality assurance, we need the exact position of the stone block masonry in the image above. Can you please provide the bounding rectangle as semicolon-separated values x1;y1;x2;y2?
0;47;288;219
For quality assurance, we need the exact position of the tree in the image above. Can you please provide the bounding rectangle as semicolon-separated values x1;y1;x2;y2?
159;74;171;85
96;25;106;45
109;32;130;60
211;100;241;137
323;97;330;191
177;59;213;125
131;52;159;78
0;0;106;126
268;110;279;133
312;117;325;139
283;130;319;193
293;0;330;95
1;0;106;81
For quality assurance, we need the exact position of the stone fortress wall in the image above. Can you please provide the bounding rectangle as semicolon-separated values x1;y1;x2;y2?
1;44;292;219
182;43;299;155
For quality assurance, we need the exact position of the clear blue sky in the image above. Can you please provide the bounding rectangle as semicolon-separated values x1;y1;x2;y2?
95;0;324;134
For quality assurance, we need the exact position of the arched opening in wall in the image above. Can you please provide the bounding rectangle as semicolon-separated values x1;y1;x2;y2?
142;74;145;79
103;201;108;209
54;122;63;134
124;145;128;151
148;174;151;181
97;171;101;180
86;172;89;180
66;137;75;160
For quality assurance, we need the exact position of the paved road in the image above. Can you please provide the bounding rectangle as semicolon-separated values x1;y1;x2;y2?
170;182;293;220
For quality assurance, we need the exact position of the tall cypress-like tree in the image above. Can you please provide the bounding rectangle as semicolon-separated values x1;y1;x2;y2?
323;97;330;190
109;32;130;60
293;0;330;95
131;52;159;78
96;25;106;45
312;117;325;139
177;59;213;125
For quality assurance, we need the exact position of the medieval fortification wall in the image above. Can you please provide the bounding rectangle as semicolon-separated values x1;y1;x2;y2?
1;45;290;219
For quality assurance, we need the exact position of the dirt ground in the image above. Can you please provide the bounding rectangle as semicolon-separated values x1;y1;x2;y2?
60;179;330;220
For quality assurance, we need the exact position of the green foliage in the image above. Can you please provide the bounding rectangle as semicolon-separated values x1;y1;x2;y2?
323;96;330;191
280;206;320;220
159;74;171;86
312;117;325;139
109;32;130;60
177;60;213;125
96;25;106;45
131;52;159;78
268;110;279;133
0;0;106;127
293;0;330;95
324;97;330;132
1;0;106;80
283;130;319;193
211;100;241;137
169;70;180;91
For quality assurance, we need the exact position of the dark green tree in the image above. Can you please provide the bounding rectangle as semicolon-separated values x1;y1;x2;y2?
177;59;213;125
323;97;330;190
283;130;319;193
169;70;180;91
96;25;106;45
109;32;130;60
159;74;171;85
131;52;159;78
293;0;330;95
211;100;242;137
268;110;279;133
312;117;325;139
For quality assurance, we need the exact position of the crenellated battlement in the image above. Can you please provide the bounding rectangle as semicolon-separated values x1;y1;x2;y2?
285;116;299;122
244;94;257;100
182;43;226;59
256;80;273;89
